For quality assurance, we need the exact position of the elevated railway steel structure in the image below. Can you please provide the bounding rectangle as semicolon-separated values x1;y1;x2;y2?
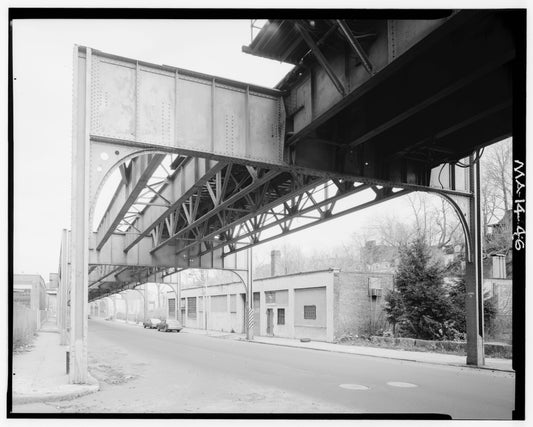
57;11;523;384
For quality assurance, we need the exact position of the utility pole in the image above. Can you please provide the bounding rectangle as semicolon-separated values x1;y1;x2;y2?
246;248;254;341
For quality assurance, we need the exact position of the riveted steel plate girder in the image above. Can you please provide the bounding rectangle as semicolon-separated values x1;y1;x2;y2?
87;47;285;167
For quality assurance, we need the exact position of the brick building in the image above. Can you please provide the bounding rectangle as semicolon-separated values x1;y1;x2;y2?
177;264;393;342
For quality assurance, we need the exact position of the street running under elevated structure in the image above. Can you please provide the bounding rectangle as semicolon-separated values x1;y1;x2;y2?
57;11;523;383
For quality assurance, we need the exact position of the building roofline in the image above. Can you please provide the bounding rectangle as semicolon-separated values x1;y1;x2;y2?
179;268;395;293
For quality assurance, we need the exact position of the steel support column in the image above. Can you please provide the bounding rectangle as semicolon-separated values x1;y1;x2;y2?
123;293;129;323
173;283;179;321
69;46;91;384
59;229;69;345
111;296;116;317
232;249;253;340
465;151;484;365
176;274;181;322
144;286;148;321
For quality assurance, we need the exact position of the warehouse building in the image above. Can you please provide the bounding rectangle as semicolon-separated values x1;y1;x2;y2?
177;253;394;342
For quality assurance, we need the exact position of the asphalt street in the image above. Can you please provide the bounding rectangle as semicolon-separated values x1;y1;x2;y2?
14;319;515;417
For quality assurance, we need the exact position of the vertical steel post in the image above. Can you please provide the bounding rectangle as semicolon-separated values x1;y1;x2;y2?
111;295;116;317
59;229;69;345
124;293;129;323
144;285;148;321
204;281;208;330
69;45;91;383
246;248;254;341
177;274;181;322
173;284;178;321
465;152;485;366
31;276;39;330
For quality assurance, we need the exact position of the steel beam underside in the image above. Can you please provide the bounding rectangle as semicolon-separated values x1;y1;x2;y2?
95;153;166;250
267;13;514;184
72;12;521;372
88;146;425;301
86;23;484;300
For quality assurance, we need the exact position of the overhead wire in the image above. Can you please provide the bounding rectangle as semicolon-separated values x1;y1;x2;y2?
454;147;485;168
437;147;485;188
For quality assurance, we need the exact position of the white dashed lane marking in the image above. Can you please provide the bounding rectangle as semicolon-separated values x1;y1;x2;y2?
339;384;370;390
387;381;418;388
339;381;419;390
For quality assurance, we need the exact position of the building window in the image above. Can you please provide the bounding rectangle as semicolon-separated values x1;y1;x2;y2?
187;297;197;319
277;308;285;325
304;305;316;320
265;291;276;304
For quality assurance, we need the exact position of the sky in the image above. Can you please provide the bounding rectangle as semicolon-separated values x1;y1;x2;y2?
10;12;523;282
9;18;402;279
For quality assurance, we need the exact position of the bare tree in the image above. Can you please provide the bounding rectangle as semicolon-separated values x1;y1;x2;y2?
276;243;307;275
372;214;412;247
430;197;462;249
479;138;512;255
481;138;512;214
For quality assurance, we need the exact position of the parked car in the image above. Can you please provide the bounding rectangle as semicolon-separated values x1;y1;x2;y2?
157;319;183;333
143;318;161;329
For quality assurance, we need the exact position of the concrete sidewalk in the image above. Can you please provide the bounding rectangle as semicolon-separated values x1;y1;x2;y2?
249;335;514;373
11;320;99;405
181;326;513;373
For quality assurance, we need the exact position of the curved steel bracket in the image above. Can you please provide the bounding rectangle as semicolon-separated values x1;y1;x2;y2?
434;191;473;262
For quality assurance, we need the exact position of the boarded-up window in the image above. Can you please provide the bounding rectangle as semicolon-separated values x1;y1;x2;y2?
187;297;196;319
211;295;227;312
230;294;237;313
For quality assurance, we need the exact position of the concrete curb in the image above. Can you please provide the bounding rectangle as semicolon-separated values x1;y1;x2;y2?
242;338;515;374
12;374;100;405
108;320;515;374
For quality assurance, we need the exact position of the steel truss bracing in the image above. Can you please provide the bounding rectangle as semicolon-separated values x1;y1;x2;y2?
87;151;410;299
61;11;521;383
